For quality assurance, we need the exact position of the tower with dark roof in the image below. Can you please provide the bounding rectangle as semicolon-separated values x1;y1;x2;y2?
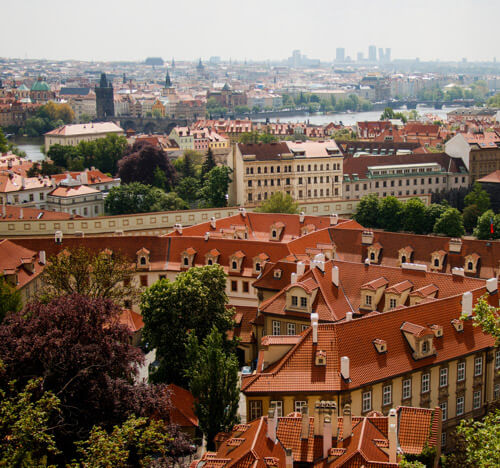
96;73;114;119
165;70;172;88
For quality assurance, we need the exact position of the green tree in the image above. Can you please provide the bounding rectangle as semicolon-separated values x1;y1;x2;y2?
378;196;403;232
0;362;61;467
201;147;216;180
401;198;427;234
176;177;200;204
76;415;181;467
185;327;240;450
462;204;481;233
380;107;407;123
40;246;139;307
453;409;500;467
487;92;500;108
353;194;380;228
433;208;465;237
152;165;168;190
464;182;490;214
0;128;8;153
424;203;448;234
0;277;22;323
105;183;187;215
141;265;234;386
254;191;299;214
181;152;196;178
469;294;500;343
473;210;500;240
199;166;232;207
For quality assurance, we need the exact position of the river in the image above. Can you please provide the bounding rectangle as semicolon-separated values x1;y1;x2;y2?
254;105;453;126
12;105;452;161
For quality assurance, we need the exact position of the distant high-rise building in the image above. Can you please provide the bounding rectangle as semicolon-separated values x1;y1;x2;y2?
368;45;377;62
385;48;391;62
378;48;385;62
291;50;301;67
357;52;364;62
335;48;345;62
95;73;114;120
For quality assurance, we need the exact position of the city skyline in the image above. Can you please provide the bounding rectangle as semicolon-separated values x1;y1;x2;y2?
1;0;499;63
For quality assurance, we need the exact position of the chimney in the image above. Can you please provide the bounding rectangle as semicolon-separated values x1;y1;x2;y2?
299;211;305;223
19;208;23;219
291;272;298;284
21;176;25;189
331;402;338;438
296;261;305;276
285;449;293;468
239;207;246;217
205;232;210;241
342;404;352;439
452;267;465;277
346;312;352;322
301;405;309;439
174;223;183;234
462;291;473;317
341;356;350;380
39;250;46;265
330;213;338;226
314;402;321;435
486;277;498;293
2;204;5;217
311;313;319;343
267;407;277;443
210;217;216;229
55;230;63;244
317;401;325;436
331;265;339;286
323;413;333;458
388;408;398;464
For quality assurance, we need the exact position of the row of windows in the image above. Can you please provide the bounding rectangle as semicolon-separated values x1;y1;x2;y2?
248;190;291;202
250;378;498;423
271;320;308;336
245;163;340;175
345;176;467;192
230;280;250;293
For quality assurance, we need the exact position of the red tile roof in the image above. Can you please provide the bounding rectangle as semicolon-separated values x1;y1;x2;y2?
167;384;198;428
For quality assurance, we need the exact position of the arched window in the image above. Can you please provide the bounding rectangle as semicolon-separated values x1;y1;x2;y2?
232;261;237;270
207;259;213;265
183;257;189;266
401;255;406;264
468;261;473;270
370;252;375;261
434;258;439;267
256;262;261;272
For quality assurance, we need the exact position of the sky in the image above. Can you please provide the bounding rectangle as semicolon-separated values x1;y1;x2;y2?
1;0;498;63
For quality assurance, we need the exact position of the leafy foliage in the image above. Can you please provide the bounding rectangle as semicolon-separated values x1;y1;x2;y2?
401;198;427;234
0;364;61;467
47;133;128;174
105;183;187;215
254;191;300;214
378;196;403;232
198;166;232;207
0;128;8;153
40;246;139;307
201;147;216;180
433;208;465;237
0;294;175;463
353;194;380;228
473;210;500;240
141;265;235;386
76;415;192;467
118;141;177;188
380;107;407;123
464;182;490;214
0;277;22;323
462;204;481;233
185;327;240;450
22;102;75;136
469;294;500;344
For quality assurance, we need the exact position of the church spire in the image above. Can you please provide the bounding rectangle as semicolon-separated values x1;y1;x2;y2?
165;70;172;88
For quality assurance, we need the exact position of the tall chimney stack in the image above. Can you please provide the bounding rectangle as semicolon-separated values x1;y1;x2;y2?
314;402;321;435
300;405;309;439
323;414;333;458
331;265;339;286
267;407;277;443
311;313;319;343
299;212;305;223
342;404;352;439
296;261;305;276
331;402;338;438
285;449;294;468
388;408;398;464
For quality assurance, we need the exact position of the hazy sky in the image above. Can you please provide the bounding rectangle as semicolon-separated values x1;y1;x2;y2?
1;0;498;63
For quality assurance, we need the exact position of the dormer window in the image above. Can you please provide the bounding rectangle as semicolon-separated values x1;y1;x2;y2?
270;222;285;240
366;243;382;264
389;298;397;308
292;295;298;306
401;322;435;360
421;340;430;354
273;269;282;279
253;253;269;275
430;250;446;271
301;297;307;307
373;338;387;353
256;262;261;271
205;249;220;266
315;350;327;366
365;295;372;306
464;254;479;274
181;248;196;269
136;247;150;270
229;251;245;273
398;247;414;266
